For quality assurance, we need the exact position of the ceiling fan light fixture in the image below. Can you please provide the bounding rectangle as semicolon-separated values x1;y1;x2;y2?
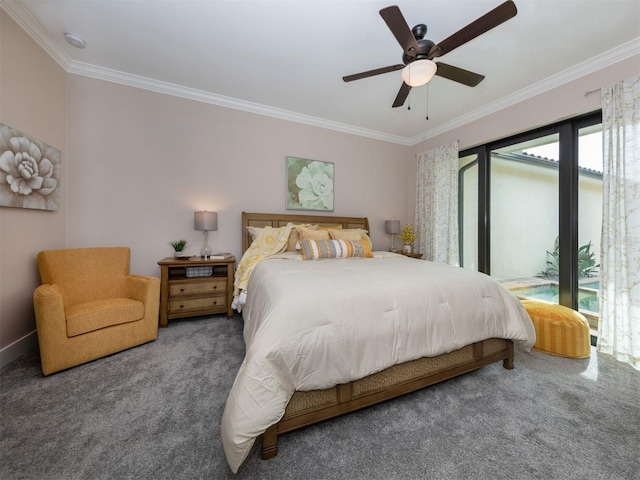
401;59;437;87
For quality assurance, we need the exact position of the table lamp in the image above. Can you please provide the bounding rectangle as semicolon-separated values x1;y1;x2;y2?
194;211;217;258
385;220;400;252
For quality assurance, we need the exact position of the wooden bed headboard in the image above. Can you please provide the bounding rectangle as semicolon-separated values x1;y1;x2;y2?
242;212;370;253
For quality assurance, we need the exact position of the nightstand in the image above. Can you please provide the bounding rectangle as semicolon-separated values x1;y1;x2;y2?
157;256;236;327
401;252;423;259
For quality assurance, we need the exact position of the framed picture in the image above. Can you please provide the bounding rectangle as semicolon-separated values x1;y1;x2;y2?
286;156;334;211
0;123;61;211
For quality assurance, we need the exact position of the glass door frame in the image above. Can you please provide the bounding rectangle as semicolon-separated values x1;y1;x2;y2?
459;110;602;311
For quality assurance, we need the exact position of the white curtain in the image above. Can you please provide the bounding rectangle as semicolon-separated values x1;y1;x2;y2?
415;141;459;265
598;75;640;370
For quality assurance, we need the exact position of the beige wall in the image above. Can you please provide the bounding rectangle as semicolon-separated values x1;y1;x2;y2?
1;15;412;365
65;75;412;278
0;12;67;364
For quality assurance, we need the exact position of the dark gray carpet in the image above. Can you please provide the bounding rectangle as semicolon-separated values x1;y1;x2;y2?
1;316;638;480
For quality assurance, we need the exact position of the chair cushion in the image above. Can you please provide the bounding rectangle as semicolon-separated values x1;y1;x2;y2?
66;298;145;337
520;300;591;359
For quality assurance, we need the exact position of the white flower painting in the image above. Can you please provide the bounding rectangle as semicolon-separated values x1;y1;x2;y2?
0;123;61;211
286;157;334;211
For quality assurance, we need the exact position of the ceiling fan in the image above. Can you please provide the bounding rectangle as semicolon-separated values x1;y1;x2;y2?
342;1;518;108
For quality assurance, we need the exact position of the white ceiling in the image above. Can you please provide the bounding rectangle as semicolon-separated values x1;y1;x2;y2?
3;0;640;145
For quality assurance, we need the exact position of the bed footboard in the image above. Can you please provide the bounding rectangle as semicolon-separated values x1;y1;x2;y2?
262;338;513;460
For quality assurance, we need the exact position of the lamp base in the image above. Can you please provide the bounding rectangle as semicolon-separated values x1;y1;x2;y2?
200;231;212;259
389;234;398;253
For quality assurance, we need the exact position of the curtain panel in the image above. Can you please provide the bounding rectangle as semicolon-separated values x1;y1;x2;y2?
415;141;459;265
598;75;640;370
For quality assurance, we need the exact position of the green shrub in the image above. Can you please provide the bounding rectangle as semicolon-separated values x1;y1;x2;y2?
537;236;599;279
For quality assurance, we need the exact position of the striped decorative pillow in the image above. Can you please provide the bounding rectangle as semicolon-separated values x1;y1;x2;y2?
300;239;372;260
328;228;373;251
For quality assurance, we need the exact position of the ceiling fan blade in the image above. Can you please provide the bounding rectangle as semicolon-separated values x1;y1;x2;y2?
379;6;419;58
343;64;404;82
429;0;517;58
392;82;412;108
435;62;485;87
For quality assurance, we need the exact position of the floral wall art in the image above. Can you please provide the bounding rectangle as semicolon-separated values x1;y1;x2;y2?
0;123;61;211
286;156;334;211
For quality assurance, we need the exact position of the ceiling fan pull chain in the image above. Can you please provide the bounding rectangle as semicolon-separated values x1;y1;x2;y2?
425;84;429;120
407;68;412;110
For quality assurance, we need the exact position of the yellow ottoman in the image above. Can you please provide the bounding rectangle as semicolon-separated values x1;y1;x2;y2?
520;300;591;359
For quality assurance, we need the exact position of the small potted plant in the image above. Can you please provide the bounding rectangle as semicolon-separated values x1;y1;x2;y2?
169;239;189;258
399;224;416;254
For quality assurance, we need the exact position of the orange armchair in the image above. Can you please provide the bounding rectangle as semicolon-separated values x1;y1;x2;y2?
33;247;160;375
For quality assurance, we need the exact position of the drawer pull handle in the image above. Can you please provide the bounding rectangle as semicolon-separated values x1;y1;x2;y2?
180;288;185;293
179;304;184;309
213;286;217;290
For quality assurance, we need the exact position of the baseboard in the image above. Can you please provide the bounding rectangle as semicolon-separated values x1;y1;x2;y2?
0;330;38;369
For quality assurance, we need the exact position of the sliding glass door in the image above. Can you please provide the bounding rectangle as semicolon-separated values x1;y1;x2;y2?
577;124;603;329
459;153;479;272
459;112;602;331
490;133;559;291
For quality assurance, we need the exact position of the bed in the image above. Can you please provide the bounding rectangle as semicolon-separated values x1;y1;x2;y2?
221;212;536;473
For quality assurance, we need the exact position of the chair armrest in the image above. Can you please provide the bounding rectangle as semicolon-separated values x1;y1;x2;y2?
33;284;66;336
125;274;160;307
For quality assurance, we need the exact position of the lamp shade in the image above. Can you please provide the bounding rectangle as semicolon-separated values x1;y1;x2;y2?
385;220;401;234
194;211;218;231
401;59;437;87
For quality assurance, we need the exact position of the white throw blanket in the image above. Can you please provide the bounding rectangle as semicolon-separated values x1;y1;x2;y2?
222;253;536;472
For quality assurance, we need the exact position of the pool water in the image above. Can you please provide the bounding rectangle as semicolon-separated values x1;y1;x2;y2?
580;280;600;290
514;284;599;313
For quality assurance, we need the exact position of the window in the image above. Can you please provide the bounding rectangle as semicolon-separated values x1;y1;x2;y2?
459;112;602;331
458;153;479;271
491;133;559;285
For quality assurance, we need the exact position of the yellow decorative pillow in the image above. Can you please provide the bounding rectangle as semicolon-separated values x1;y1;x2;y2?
296;225;331;242
520;300;591;359
249;224;300;250
286;224;315;252
316;224;342;231
328;228;372;251
300;239;373;260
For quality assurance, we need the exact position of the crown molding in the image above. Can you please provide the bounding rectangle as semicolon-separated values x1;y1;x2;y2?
64;61;412;146
3;1;637;147
1;0;409;145
1;0;72;69
409;37;640;146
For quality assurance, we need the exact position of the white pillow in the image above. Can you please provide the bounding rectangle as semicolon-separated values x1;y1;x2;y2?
247;226;263;240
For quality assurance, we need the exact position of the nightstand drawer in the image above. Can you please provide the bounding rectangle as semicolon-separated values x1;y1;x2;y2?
158;255;236;327
169;279;227;297
169;295;226;313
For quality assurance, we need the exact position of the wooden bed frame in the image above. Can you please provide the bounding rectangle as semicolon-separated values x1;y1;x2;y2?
241;212;515;460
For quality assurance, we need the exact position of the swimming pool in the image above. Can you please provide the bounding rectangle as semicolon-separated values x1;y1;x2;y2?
580;280;600;290
513;283;599;313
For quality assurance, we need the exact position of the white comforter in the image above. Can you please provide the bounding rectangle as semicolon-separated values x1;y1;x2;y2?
221;252;535;472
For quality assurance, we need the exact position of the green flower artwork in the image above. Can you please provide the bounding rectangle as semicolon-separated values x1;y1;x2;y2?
286;157;334;211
